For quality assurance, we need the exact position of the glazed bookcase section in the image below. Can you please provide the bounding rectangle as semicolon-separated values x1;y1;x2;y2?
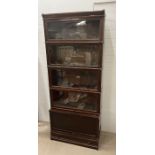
50;90;100;112
49;68;101;91
47;44;101;67
46;18;100;40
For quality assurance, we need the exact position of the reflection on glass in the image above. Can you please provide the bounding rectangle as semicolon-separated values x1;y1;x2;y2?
51;69;98;90
47;19;100;40
52;90;98;111
48;45;100;67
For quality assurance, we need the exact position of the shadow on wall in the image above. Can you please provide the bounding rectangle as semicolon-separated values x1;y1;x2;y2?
38;58;50;121
101;22;116;132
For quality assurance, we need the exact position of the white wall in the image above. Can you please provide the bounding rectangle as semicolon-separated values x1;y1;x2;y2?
95;2;116;133
38;0;116;133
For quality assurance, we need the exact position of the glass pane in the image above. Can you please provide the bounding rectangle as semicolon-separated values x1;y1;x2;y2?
47;19;100;40
51;69;98;90
52;90;98;112
48;45;100;67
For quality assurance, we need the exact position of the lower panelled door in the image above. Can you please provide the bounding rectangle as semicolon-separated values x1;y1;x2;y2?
50;110;99;136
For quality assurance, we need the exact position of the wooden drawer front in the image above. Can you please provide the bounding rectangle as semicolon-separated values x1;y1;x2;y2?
50;111;99;135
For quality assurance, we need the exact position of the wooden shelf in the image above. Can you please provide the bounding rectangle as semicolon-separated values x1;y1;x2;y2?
50;86;101;94
46;40;103;44
48;65;102;71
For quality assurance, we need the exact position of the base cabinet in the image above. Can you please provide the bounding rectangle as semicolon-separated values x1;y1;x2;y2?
49;110;100;149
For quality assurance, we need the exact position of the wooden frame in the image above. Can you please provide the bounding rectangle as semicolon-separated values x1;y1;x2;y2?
42;10;105;149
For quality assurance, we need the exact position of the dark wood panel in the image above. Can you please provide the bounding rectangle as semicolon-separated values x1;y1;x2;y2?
50;111;99;135
52;128;98;139
51;129;99;149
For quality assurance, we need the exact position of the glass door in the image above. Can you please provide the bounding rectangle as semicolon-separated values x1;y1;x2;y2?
46;18;100;40
47;44;101;67
50;69;100;91
51;90;99;112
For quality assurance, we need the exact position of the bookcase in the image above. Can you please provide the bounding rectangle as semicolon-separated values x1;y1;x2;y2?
42;10;105;149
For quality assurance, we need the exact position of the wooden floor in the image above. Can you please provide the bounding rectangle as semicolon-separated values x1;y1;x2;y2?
38;122;116;155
